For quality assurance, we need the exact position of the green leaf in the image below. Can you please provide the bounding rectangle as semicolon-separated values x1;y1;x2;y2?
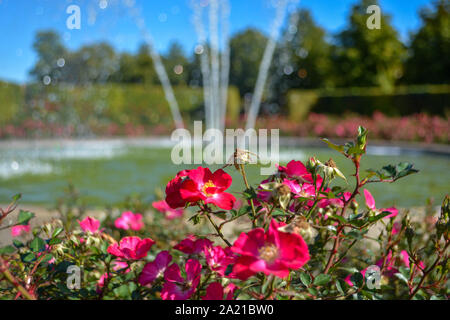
299;272;312;287
313;274;332;286
115;284;130;298
394;273;408;284
399;266;410;279
30;237;46;252
12;240;24;248
272;209;290;217
261;277;272;294
188;214;201;225
368;211;392;222
225;264;234;276
307;287;318;296
131;289;141;300
356;126;368;151
21;252;36;263
41;254;54;263
49;238;62;245
340;267;359;274
348;214;366;227
54;261;73;274
239;205;251;216
366;162;419;182
322;127;368;159
100;241;109;254
350;272;364;288
17;210;35;226
321;138;345;154
0;245;15;254
243;187;257;200
395;162;419;179
329;214;347;224
346;230;364;240
52;227;64;238
214;212;227;220
336;279;348;295
430;294;445;300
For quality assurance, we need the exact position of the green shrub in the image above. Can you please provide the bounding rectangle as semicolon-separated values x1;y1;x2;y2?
0;81;24;125
287;90;319;121
287;85;450;117
10;83;241;129
226;86;241;123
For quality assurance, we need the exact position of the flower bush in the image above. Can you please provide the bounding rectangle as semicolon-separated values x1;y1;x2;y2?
2;112;448;144
0;127;448;300
255;112;449;144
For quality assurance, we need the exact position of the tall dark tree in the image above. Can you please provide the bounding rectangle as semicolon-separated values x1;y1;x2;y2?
229;28;268;96
163;42;189;85
186;50;203;88
114;44;157;84
404;0;450;84
270;8;333;98
29;30;67;84
331;0;406;89
65;42;118;84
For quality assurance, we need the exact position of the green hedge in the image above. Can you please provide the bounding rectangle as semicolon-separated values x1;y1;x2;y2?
5;83;240;127
0;81;24;125
287;85;450;120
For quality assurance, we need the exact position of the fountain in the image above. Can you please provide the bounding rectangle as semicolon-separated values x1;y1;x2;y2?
125;0;295;132
124;1;185;129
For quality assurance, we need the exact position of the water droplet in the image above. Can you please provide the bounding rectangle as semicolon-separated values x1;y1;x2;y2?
124;0;135;7
297;48;308;59
173;65;184;75
195;45;204;55
158;13;167;22
43;76;51;85
99;0;108;9
288;25;297;34
35;6;44;15
11;161;19;171
284;65;293;75
63;32;71;42
298;68;307;78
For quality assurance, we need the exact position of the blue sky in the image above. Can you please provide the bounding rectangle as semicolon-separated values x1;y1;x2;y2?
0;0;433;83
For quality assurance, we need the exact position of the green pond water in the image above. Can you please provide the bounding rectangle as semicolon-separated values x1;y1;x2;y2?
1;140;448;208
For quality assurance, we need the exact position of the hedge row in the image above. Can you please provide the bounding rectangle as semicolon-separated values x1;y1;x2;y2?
287;85;450;121
0;81;24;125
1;81;449;130
0;81;241;127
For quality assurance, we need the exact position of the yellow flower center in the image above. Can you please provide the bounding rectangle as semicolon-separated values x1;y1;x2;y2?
202;180;216;197
258;244;279;263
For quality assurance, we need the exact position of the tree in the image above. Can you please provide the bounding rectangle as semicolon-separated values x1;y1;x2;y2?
331;0;406;89
229;28;268;96
163;42;189;85
269;9;333;98
114;44;158;84
29;30;67;85
65;42;118;84
404;0;450;84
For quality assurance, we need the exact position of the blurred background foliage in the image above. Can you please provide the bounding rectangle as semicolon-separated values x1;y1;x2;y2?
0;0;448;135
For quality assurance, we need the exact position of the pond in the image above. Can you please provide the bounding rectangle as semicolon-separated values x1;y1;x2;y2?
1;139;449;208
